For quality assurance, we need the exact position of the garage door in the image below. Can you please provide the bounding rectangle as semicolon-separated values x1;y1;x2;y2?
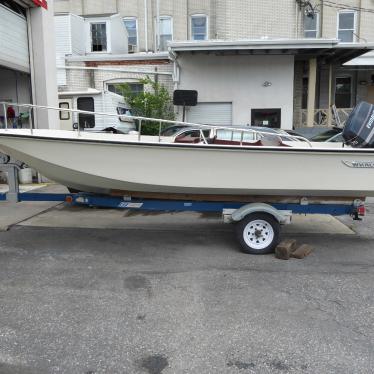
187;102;232;126
0;4;30;73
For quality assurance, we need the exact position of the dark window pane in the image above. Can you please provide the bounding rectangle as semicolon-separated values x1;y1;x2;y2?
302;77;308;109
77;97;95;128
128;83;144;95
339;12;354;29
338;30;354;42
335;77;351;108
304;15;316;31
91;23;107;52
108;83;144;96
158;17;172;51
124;18;137;48
305;31;317;38
160;34;172;51
192;16;207;40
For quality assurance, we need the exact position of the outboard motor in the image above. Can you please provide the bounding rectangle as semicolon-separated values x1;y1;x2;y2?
342;101;374;148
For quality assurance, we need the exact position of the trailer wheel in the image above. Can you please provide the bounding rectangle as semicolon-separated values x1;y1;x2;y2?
235;212;280;254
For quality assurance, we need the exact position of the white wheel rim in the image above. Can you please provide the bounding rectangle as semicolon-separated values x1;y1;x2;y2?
243;219;274;250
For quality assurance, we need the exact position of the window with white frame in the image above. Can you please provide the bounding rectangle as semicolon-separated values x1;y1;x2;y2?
191;15;208;40
123;17;138;52
90;22;107;52
304;13;319;38
157;16;172;51
337;11;356;43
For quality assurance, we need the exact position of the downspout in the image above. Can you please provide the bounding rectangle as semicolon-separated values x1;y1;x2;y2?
357;0;362;41
156;0;160;52
320;0;324;37
144;0;148;52
169;49;180;90
295;1;299;38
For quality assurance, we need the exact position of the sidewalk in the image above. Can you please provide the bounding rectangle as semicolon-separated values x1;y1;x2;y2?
0;183;355;235
0;184;68;231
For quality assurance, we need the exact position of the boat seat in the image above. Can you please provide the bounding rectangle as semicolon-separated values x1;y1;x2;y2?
174;136;201;144
259;135;290;147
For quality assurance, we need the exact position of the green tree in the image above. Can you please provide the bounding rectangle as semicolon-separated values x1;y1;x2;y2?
119;77;175;135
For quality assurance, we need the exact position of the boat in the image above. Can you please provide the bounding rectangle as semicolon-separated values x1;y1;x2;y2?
1;121;374;200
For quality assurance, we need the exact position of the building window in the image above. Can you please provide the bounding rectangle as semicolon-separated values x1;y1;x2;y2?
302;77;309;109
123;17;138;52
157;16;172;51
90;22;107;52
335;77;352;108
304;13;319;38
337;11;356;43
191;15;208;40
59;102;70;120
108;83;144;96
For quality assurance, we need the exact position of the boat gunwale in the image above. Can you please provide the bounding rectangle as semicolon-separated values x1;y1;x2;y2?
1;132;374;154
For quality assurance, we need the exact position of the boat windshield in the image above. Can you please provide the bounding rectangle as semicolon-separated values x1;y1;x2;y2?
216;129;257;141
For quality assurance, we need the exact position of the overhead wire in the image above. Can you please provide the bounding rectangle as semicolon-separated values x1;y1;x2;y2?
321;1;374;15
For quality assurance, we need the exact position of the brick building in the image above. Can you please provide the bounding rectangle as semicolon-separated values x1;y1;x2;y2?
53;0;374;130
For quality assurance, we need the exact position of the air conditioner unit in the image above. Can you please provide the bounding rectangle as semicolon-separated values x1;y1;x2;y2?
128;44;137;53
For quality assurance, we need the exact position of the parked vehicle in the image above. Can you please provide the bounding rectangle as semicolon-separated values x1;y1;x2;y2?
59;91;136;133
169;126;303;143
160;125;191;137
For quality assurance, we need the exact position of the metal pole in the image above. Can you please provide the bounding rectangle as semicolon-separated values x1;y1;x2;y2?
6;165;19;202
3;103;7;130
182;105;186;122
158;121;162;142
138;120;142;141
327;63;333;127
29;108;33;134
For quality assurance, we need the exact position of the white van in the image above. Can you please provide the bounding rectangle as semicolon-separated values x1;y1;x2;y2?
58;90;136;133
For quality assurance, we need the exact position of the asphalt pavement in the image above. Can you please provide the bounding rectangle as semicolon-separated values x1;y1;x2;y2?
0;194;373;374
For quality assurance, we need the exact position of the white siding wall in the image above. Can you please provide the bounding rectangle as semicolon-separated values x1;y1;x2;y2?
178;54;295;129
55;15;72;86
0;5;29;73
110;14;128;54
55;14;85;86
70;14;86;55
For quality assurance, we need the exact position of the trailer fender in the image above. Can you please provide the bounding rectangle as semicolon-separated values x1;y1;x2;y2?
227;203;292;225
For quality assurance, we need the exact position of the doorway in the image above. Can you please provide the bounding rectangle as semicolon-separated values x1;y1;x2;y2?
58;99;73;130
77;97;95;129
251;108;281;128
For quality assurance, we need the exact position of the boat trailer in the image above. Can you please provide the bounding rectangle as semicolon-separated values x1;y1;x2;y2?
0;177;365;254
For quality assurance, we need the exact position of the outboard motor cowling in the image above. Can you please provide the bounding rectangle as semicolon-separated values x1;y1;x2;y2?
342;101;374;148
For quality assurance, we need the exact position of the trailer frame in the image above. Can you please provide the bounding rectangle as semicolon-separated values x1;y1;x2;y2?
0;188;365;254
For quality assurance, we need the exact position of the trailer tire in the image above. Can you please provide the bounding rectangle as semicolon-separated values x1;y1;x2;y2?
235;212;280;254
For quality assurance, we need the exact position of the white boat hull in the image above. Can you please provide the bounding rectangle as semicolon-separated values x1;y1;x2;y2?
1;129;374;198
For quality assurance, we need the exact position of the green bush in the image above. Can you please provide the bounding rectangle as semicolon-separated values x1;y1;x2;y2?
118;77;175;135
